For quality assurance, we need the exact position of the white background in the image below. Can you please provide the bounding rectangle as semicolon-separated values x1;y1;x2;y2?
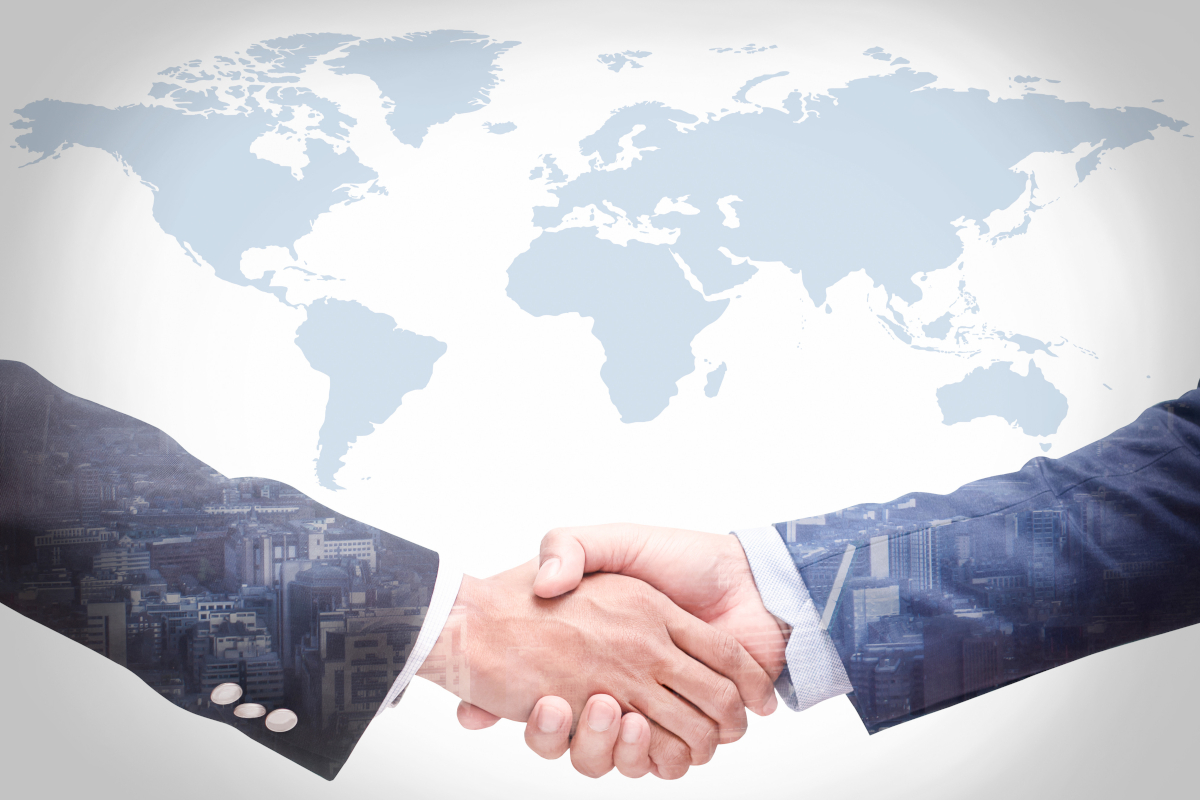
1;1;1198;798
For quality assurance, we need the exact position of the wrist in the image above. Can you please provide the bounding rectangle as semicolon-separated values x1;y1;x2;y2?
416;573;487;702
726;531;791;681
416;561;543;719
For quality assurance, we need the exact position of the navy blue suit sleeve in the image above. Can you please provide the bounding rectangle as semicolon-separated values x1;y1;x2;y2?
777;388;1200;733
0;361;439;779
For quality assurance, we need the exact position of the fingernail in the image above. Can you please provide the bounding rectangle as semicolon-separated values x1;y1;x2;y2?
536;558;560;584
764;693;778;715
537;703;564;734
620;718;641;744
587;702;616;733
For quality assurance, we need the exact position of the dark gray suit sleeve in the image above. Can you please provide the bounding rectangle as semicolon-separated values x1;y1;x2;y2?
777;386;1200;733
0;361;440;778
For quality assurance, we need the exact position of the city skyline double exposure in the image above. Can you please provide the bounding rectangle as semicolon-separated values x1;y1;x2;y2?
0;361;439;779
779;406;1200;730
5;356;1200;778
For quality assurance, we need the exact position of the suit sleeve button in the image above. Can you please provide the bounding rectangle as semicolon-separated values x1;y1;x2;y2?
234;703;266;719
265;708;297;732
210;683;243;705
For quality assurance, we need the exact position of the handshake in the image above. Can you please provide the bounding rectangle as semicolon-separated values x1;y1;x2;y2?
4;362;1192;785
415;523;789;780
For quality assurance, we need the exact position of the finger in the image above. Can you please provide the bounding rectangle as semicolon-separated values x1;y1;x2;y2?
613;712;653;778
637;686;720;766
456;701;502;730
534;529;588;598
523;696;573;760
534;524;645;598
569;695;622;778
666;611;778;723
644;717;692;779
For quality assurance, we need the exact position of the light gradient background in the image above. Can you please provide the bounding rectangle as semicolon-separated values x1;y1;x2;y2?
1;1;1198;798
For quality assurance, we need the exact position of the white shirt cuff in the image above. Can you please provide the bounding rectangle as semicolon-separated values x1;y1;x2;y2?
733;526;853;712
377;559;464;715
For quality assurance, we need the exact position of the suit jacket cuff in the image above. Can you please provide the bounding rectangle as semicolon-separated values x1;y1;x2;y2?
379;560;464;714
733;526;853;711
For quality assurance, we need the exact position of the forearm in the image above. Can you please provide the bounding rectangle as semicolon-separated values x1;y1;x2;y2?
0;361;444;779
779;387;1200;732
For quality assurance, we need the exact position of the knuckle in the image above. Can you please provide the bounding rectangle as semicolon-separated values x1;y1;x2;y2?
653;736;690;773
711;678;743;719
755;674;775;703
684;718;719;761
623;625;669;671
649;646;676;674
541;528;568;551
712;630;745;671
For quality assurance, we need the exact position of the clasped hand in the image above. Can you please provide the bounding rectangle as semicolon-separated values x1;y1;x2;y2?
416;525;786;779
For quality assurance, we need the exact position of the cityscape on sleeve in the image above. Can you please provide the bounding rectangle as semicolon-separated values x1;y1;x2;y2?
779;396;1200;733
0;362;440;779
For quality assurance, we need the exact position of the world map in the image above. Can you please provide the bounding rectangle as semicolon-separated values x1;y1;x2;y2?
13;30;1187;489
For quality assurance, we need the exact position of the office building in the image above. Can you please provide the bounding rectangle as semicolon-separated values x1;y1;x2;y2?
86;601;127;667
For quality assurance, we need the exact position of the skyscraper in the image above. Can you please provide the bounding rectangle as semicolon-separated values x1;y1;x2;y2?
1010;509;1065;604
889;525;943;593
